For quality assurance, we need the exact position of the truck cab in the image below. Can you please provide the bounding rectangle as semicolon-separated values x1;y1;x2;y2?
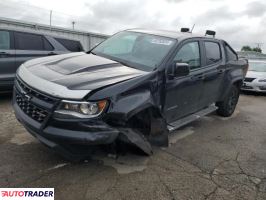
12;29;248;160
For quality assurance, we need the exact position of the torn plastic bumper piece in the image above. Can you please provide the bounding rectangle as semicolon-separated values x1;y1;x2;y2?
118;128;153;155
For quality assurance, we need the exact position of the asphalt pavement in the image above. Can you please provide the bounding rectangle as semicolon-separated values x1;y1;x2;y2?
0;93;266;200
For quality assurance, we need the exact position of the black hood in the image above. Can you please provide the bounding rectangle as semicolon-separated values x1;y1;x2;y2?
23;52;147;91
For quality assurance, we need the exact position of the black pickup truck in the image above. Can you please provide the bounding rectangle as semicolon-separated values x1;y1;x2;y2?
12;29;248;160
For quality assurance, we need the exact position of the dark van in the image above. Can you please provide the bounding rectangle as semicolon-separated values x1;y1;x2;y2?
0;28;84;92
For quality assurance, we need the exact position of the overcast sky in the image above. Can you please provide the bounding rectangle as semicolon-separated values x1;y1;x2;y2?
1;0;266;51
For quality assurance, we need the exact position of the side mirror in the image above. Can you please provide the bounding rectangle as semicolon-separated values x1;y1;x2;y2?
174;63;190;77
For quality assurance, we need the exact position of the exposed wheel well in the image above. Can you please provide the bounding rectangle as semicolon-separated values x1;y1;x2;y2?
127;107;163;136
233;80;243;89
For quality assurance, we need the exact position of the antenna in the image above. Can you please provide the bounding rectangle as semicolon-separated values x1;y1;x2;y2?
190;24;195;33
49;10;53;31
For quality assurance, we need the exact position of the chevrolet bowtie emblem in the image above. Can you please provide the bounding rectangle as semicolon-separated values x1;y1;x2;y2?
24;94;31;101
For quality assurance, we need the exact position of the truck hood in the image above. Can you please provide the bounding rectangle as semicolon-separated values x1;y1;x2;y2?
17;52;147;100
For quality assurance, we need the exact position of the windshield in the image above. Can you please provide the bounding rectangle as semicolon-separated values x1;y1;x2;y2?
249;62;266;72
91;31;176;71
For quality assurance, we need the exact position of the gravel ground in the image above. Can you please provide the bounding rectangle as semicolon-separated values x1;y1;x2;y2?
0;93;266;200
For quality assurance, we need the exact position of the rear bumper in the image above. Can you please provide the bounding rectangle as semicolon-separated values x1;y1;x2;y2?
12;88;120;159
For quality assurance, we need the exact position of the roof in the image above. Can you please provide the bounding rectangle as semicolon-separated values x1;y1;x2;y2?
127;28;221;41
0;26;80;41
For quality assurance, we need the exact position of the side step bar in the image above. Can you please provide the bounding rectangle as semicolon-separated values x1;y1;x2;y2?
167;104;217;132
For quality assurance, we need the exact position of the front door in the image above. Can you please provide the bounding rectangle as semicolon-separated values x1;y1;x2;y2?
0;30;16;91
164;40;204;123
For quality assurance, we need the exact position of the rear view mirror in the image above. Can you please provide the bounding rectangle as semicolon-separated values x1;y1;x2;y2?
174;63;190;77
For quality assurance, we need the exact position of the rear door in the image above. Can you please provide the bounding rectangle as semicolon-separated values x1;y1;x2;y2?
54;37;84;52
14;31;56;67
197;40;225;109
164;39;204;122
0;30;16;90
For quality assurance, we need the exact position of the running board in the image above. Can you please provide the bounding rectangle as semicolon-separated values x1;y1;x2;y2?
167;104;217;132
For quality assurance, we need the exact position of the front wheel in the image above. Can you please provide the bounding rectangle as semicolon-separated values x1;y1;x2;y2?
216;85;240;117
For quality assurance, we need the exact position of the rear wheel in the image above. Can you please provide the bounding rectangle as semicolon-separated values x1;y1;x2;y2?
216;84;240;117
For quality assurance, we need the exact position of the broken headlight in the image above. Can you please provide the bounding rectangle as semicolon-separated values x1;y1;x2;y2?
55;100;108;118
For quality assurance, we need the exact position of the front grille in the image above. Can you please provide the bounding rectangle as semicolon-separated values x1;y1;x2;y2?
259;86;266;90
16;78;56;104
16;92;48;123
242;85;253;89
244;77;256;82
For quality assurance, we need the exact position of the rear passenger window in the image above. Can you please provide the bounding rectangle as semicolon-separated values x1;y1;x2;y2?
204;42;221;65
0;31;10;50
15;32;43;50
55;38;83;52
43;37;54;51
174;42;200;70
225;44;237;61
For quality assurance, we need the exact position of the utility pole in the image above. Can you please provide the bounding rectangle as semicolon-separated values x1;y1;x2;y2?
255;43;263;49
72;21;76;30
49;10;53;31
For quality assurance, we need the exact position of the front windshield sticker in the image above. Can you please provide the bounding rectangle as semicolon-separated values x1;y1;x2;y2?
150;38;173;45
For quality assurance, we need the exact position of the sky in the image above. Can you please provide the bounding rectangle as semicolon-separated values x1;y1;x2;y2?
0;0;266;52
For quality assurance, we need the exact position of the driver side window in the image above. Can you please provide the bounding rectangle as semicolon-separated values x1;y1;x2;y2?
173;41;200;70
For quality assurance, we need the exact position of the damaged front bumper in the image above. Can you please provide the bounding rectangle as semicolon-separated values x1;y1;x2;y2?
12;81;152;160
13;99;120;159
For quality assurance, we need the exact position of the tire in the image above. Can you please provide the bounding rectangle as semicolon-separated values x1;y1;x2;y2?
216;84;240;117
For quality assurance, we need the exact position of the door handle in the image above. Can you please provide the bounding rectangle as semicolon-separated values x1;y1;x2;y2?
48;52;57;56
0;52;10;55
191;74;204;81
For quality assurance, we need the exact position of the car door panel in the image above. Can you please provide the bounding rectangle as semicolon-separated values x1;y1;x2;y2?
164;72;204;122
15;50;51;67
198;41;225;109
0;30;16;90
164;40;204;123
14;31;56;69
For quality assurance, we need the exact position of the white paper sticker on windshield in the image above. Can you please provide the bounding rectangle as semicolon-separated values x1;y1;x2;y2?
150;39;173;45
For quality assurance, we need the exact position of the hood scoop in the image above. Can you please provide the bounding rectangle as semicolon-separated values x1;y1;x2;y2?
45;54;117;75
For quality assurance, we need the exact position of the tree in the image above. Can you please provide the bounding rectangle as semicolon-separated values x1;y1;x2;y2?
241;45;263;53
241;46;252;51
252;47;262;53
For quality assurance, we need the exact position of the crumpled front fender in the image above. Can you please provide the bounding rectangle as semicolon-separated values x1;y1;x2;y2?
106;89;157;122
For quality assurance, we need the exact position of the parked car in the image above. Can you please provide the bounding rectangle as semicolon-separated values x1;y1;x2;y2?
242;60;266;92
12;29;248;160
0;28;84;92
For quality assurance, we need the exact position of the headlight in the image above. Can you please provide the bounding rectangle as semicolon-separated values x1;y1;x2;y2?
55;100;108;118
258;79;266;82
